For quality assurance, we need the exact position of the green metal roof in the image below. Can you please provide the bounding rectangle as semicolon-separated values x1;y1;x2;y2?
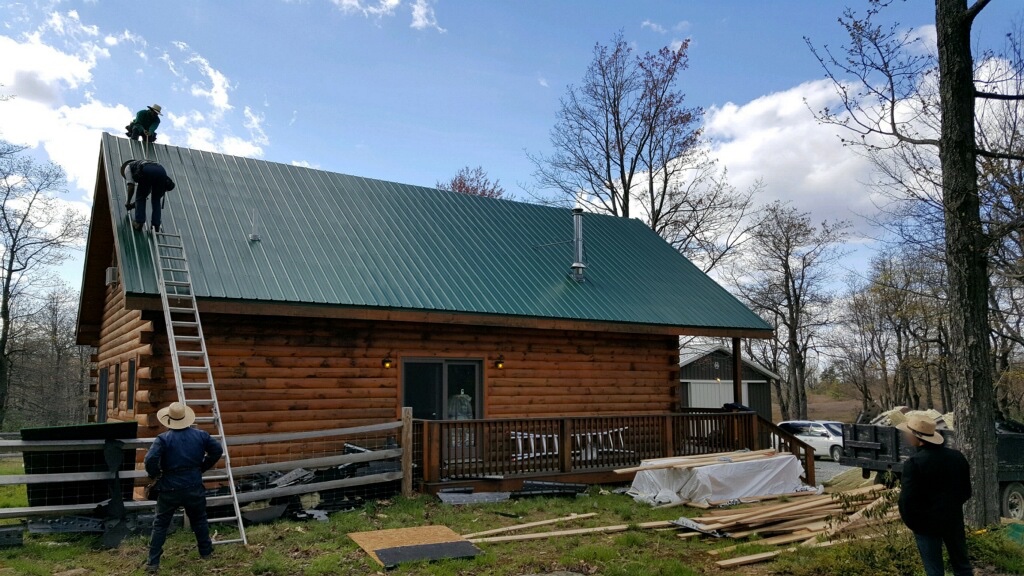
96;133;771;333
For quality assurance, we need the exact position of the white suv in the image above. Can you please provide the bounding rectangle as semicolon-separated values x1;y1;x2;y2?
777;420;845;462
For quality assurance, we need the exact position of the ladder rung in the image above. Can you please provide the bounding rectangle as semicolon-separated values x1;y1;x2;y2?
164;280;191;287
172;321;198;328
157;242;183;248
168;307;195;314
208;516;239;524
163;268;188;273
177;351;205;357
203;474;230;482
185;398;214;405
180;367;208;374
194;417;217;424
183;382;212;389
213;539;246;545
161;255;187;261
175;336;203;342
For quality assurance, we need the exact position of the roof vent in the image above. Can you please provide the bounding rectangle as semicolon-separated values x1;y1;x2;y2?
570;208;586;283
249;208;261;242
105;266;119;286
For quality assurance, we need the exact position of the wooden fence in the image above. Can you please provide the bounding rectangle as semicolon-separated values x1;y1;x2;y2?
416;411;815;486
0;408;414;520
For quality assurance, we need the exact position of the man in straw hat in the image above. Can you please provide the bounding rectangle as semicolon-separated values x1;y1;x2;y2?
126;104;162;143
896;414;973;576
143;402;223;573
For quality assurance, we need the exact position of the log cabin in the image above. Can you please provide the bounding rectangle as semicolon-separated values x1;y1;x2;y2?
77;133;803;489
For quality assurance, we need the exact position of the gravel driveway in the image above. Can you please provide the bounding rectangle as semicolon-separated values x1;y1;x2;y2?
815;458;855;484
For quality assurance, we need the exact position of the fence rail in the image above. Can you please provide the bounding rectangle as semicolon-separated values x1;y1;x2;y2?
417;411;815;485
0;409;413;520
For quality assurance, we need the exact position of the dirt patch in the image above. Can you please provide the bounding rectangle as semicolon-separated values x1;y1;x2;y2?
772;391;863;423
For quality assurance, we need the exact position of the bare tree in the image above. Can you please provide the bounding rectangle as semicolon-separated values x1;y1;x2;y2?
807;0;1024;526
528;32;755;272
732;202;850;420
6;286;90;428
0;141;87;429
436;166;506;199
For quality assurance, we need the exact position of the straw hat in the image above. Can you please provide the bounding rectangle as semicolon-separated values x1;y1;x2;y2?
896;415;943;445
157;402;195;430
148;104;162;115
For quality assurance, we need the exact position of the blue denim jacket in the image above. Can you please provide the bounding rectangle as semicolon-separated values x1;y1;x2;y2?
144;427;223;491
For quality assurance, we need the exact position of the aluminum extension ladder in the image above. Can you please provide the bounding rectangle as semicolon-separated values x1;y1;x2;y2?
149;229;248;546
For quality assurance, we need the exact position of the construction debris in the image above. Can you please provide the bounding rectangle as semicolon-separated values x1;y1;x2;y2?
349;525;481;569
461;513;598;539
466;520;675;544
870;406;954;429
672;485;901;568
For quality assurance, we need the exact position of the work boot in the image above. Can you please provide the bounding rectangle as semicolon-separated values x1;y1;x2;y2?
132;221;142;231
125;202;135;210
151;225;160;233
144;563;159;574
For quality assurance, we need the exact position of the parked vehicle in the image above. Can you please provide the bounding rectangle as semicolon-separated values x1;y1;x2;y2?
840;420;1024;520
777;420;845;462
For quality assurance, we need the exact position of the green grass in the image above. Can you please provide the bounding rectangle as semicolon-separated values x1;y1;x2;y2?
0;488;1021;575
0;458;27;527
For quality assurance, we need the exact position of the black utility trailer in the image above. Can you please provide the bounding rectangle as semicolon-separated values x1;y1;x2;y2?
840;421;1024;520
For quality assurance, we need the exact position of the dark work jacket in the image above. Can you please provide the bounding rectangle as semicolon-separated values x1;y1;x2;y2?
144;427;223;491
897;442;971;536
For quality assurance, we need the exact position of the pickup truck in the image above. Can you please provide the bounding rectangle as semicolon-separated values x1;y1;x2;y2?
840;420;1024;520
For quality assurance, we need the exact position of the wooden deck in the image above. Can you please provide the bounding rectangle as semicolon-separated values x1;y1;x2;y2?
414;410;814;493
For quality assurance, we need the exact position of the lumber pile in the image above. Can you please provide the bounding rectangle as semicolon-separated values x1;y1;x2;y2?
671;486;902;568
614;448;777;474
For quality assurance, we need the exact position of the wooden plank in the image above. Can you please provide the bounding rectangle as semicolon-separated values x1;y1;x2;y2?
0;500;156;520
461;513;599;539
0;469;148;485
616;449;775;474
715;551;783;568
708;530;825;556
468;521;674;543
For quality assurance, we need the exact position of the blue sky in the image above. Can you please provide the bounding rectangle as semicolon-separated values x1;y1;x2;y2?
1;0;1021;290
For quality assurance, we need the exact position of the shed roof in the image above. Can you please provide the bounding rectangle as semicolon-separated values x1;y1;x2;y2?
78;133;772;338
679;346;781;380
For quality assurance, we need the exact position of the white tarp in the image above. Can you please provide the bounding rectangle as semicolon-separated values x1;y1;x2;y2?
627;454;807;506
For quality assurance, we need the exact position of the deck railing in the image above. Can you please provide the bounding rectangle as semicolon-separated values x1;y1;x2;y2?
416;411;813;485
754;414;816;485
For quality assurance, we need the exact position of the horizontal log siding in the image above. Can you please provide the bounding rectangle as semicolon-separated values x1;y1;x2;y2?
133;313;679;445
90;281;154;423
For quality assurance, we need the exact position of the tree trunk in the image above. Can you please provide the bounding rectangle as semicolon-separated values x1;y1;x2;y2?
935;0;1000;527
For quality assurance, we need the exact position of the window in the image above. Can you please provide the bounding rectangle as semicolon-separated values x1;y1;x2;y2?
97;367;109;423
126;358;136;411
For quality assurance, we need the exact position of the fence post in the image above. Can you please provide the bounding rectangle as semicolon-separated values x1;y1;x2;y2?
426;422;441;484
662;414;675;458
401;407;413;497
559;418;573;473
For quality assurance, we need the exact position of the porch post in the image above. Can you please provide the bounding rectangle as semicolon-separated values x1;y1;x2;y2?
731;337;743;406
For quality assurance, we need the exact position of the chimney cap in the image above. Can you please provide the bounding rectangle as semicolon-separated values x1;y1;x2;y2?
572;207;584;214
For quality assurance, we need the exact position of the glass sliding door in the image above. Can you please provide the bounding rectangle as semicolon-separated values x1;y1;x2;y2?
402;359;481;420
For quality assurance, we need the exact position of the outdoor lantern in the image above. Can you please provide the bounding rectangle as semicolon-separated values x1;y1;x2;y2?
495;355;505;370
382;356;393;369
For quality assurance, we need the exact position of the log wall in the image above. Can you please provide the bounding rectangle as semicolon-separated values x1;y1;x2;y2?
129;313;680;447
89;273;155;423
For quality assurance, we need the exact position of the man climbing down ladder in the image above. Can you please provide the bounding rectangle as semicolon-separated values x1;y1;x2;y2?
120;159;175;232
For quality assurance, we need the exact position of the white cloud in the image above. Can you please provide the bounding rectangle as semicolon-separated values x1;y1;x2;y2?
243;106;269;146
669;39;684;52
906;24;937;57
641;20;666;34
288;110;298;126
674;20;691;32
537;76;548;88
172;42;233;116
0;35;94;97
410;0;445;32
705;79;880;237
333;0;401;18
291;160;319;168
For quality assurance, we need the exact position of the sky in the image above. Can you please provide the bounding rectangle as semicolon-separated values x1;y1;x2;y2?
1;0;1021;293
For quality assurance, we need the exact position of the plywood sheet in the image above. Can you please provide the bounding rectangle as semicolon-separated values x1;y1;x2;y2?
348;525;463;566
